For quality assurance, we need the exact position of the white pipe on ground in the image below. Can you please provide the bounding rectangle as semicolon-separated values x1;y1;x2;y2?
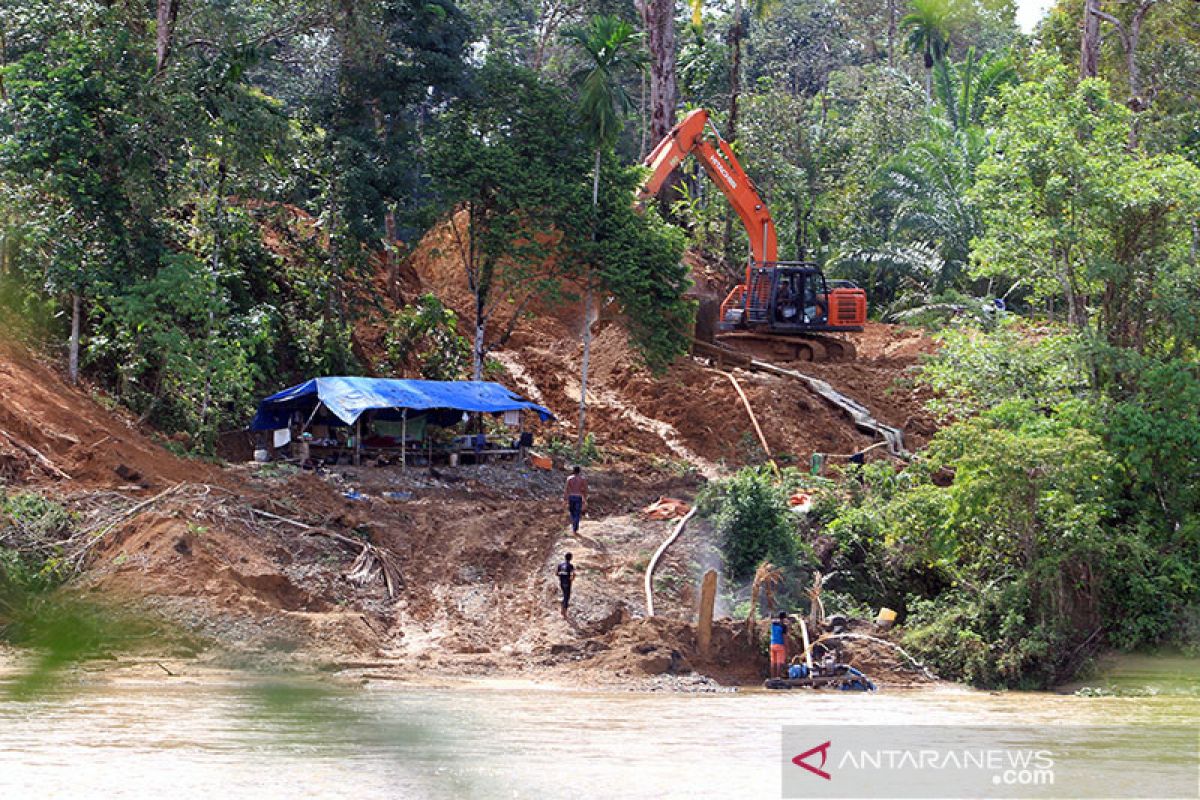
644;507;698;617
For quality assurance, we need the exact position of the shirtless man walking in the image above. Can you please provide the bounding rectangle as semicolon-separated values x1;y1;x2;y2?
564;466;588;534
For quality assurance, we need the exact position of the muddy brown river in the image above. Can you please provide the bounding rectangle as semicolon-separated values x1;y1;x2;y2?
1;655;1196;799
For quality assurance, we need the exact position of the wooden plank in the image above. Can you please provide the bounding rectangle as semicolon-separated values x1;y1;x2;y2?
697;569;718;658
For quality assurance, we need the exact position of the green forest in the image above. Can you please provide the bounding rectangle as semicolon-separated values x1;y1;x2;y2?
0;0;1198;689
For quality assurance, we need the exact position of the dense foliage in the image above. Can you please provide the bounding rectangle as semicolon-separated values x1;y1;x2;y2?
707;323;1200;687
707;466;799;580
822;325;1196;687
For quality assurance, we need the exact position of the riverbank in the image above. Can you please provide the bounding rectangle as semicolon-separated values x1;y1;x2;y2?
3;443;932;691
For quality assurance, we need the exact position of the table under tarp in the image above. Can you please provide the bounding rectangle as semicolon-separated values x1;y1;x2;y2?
250;377;554;431
249;376;553;466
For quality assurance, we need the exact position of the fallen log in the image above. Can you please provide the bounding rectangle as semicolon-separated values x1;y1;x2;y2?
0;428;72;480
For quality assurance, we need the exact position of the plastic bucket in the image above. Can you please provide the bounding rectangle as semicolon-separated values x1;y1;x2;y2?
875;607;897;628
253;449;270;463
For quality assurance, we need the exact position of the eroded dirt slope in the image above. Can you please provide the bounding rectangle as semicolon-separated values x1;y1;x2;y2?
403;215;939;469
0;210;944;688
0;339;213;489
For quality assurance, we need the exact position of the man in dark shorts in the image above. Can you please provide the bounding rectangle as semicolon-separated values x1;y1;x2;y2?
564;466;588;534
556;552;575;617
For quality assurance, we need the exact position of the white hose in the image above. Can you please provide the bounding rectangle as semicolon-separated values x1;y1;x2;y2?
644;507;698;616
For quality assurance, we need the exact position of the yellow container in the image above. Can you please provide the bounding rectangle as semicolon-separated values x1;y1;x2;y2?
876;607;897;625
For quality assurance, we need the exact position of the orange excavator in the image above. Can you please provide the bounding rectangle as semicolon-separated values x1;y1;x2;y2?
641;108;867;361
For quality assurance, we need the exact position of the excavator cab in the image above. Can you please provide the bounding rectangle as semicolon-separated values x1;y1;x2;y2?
716;263;867;361
719;263;866;333
768;266;831;329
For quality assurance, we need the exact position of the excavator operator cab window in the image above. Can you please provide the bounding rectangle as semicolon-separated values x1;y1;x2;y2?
774;270;827;326
802;278;824;324
775;274;801;323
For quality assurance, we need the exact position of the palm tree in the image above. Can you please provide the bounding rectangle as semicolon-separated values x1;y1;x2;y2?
931;48;1014;132
834;50;1010;303
901;0;954;99
872;120;986;291
561;15;646;452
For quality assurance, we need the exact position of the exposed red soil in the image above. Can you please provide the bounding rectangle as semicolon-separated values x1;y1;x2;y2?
0;338;214;490
403;215;939;468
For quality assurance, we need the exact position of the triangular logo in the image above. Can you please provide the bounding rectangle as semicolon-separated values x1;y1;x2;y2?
792;740;832;781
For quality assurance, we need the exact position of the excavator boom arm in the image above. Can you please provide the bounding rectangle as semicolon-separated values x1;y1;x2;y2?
640;109;778;264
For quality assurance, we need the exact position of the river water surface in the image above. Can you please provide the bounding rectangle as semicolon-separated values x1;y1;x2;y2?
1;655;1196;799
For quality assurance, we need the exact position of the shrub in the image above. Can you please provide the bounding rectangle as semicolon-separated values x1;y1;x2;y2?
709;466;797;581
385;293;471;380
0;493;74;597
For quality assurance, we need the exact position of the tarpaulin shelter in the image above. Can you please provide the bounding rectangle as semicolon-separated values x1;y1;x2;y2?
250;377;554;431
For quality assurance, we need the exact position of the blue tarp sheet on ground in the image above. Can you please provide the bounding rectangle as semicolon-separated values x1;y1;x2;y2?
249;377;554;431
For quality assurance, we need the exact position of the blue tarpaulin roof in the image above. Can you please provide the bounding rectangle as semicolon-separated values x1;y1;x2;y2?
249;377;554;431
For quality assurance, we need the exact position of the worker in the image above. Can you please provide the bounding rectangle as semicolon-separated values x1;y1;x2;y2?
770;611;789;679
564;465;588;534
556;552;575;618
776;280;798;322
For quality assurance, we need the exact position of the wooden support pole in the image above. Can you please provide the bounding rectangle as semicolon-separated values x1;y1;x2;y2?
354;418;361;466
401;409;407;470
798;616;814;671
301;401;322;434
697;569;718;659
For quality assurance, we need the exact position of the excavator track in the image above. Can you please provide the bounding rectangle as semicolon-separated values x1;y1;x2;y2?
712;331;857;363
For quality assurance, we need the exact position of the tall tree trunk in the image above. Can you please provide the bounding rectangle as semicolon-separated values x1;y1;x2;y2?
384;208;400;302
199;165;226;436
638;0;680;206
722;7;743;268
155;0;181;75
639;68;649;159
1087;0;1159;115
887;0;897;68
578;149;601;451
728;0;743;142
1058;253;1087;331
1080;0;1100;78
638;0;678;144
68;291;81;384
1125;3;1151;112
472;316;485;381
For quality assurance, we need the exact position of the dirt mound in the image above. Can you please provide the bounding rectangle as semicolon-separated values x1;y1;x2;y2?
401;216;939;469
0;338;213;490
